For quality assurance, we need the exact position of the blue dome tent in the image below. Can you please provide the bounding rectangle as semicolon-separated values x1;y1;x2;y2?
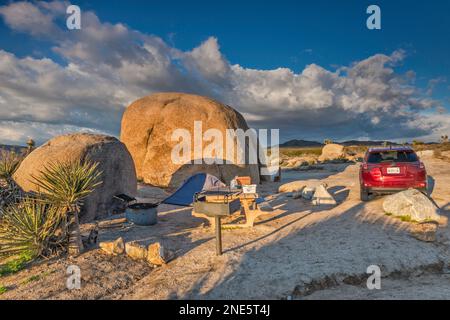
162;173;225;206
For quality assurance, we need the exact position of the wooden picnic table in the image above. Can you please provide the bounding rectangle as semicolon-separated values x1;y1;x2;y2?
192;190;267;228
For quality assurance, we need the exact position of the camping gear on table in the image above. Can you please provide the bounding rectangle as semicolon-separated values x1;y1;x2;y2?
242;184;257;194
193;190;242;255
236;176;252;186
162;173;225;206
230;177;238;189
113;194;159;226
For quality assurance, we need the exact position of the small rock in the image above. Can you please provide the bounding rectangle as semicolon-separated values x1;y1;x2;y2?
125;241;148;260
383;189;442;223
312;184;337;206
147;242;174;265
410;222;438;242
99;237;125;255
292;191;303;199
301;187;316;200
278;181;305;193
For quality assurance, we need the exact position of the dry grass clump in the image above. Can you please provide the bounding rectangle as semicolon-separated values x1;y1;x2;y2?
0;160;102;263
0;150;23;181
0;150;24;210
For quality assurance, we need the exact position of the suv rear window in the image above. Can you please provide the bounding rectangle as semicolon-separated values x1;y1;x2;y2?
367;151;418;163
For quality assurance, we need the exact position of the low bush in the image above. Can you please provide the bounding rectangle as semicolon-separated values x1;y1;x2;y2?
0;160;102;262
0;198;63;260
0;150;22;181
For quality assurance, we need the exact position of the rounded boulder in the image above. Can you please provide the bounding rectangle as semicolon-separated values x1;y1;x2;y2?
120;92;260;188
318;143;345;162
13;133;137;222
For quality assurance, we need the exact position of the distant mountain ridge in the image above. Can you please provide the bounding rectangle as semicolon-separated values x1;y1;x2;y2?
339;140;401;146
279;139;401;147
278;139;323;147
0;144;26;153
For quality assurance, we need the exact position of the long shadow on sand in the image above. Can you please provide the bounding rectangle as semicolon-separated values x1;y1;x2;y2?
175;195;447;299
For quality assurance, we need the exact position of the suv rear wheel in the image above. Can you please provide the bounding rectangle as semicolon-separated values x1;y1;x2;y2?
360;186;369;201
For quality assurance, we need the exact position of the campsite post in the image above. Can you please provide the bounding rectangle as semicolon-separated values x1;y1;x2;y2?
215;216;222;255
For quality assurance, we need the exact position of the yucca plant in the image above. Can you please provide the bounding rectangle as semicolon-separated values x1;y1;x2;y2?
0;150;23;210
0;197;62;259
31;160;102;256
0;150;22;181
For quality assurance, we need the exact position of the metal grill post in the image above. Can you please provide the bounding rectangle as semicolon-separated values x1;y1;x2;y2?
215;216;222;255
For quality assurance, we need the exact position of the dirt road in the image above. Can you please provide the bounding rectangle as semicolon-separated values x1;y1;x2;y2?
1;156;449;299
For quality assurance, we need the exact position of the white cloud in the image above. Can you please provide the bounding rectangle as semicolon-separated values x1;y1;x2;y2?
0;1;447;145
0;120;105;145
0;1;64;37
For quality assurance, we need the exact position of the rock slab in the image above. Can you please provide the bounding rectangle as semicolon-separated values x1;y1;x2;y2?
125;241;148;260
147;242;173;265
312;184;337;206
99;237;125;256
382;189;442;223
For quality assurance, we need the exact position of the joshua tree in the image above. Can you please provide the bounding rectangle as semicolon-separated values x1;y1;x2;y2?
26;138;35;155
324;139;333;145
32;161;102;256
441;135;449;143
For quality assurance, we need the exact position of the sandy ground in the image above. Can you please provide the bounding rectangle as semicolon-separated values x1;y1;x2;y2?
1;156;449;300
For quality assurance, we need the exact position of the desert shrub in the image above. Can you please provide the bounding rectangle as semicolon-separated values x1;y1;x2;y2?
0;198;62;259
0;150;22;181
0;150;24;210
0;284;7;295
0;251;33;276
31;160;102;256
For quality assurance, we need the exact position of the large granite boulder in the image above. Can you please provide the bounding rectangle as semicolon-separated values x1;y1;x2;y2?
13;133;137;222
318;144;345;162
382;189;443;223
120;92;260;188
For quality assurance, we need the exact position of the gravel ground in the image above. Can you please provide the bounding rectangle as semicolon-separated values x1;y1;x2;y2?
1;156;449;300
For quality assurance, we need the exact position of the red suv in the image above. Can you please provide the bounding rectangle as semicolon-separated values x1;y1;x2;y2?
359;146;427;201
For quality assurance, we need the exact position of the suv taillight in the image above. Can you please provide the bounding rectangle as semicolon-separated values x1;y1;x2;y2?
371;167;382;177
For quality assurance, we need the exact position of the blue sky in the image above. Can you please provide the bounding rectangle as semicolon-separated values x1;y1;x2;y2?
0;0;449;144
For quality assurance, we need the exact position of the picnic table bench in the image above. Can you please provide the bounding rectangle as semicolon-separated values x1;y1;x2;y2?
192;189;268;228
